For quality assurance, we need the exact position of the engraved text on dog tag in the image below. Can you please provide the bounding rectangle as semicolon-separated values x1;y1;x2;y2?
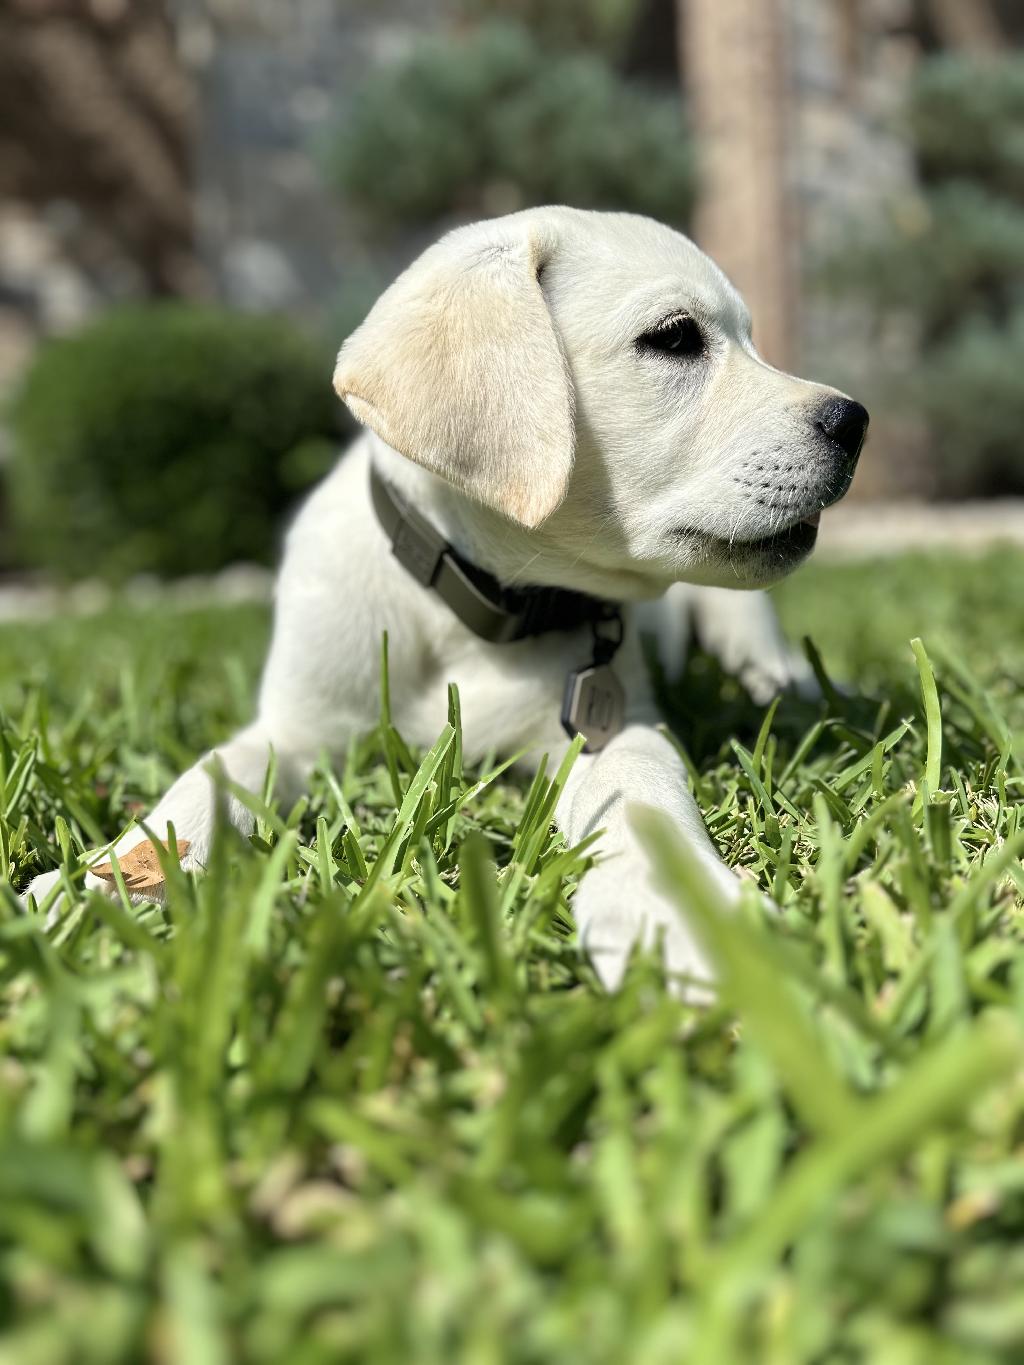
562;663;625;752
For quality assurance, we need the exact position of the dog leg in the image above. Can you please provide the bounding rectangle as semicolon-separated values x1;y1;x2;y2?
686;586;817;703
556;724;741;994
22;722;316;915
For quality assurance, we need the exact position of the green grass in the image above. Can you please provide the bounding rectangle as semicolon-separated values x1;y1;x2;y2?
1;549;1023;1364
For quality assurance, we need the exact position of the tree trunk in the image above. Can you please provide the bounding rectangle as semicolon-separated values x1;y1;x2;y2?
927;0;1005;56
0;0;202;296
678;0;797;370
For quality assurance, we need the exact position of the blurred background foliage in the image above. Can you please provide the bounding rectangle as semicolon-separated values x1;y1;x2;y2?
457;0;645;57
0;0;1022;581
324;22;695;234
825;53;1024;496
8;307;338;579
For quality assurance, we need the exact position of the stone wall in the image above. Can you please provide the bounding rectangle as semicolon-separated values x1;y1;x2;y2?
177;0;449;324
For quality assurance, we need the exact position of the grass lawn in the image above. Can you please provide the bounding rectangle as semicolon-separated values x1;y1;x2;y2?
1;549;1023;1364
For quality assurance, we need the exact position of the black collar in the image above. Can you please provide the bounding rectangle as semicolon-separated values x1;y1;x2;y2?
370;465;620;644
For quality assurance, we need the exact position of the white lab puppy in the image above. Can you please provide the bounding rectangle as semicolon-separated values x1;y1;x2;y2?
25;208;867;991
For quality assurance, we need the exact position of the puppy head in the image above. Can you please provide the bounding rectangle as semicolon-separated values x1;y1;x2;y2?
534;210;868;591
336;209;867;592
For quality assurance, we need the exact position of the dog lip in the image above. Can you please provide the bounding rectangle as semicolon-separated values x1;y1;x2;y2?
733;518;819;556
675;508;822;550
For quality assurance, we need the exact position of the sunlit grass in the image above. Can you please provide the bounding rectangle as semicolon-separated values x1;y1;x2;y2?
2;549;1023;1363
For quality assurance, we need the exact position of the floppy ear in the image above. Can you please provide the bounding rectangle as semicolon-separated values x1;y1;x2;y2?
333;222;573;528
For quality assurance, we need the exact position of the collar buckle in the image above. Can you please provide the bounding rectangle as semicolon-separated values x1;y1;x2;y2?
391;512;446;587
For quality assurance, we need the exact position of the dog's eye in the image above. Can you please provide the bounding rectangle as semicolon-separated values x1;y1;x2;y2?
638;315;705;359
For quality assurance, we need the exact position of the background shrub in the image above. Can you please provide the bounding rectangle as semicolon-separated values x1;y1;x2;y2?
824;54;1024;496
910;53;1024;201
917;307;1024;496
6;305;341;580
458;0;642;59
324;22;695;234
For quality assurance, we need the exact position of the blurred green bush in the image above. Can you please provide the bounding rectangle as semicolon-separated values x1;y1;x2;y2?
457;0;642;59
825;54;1024;496
7;306;340;581
324;22;694;233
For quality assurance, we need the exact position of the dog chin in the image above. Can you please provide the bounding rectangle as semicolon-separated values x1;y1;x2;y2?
674;516;820;588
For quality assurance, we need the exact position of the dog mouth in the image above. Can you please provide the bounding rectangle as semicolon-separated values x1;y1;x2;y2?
682;509;822;564
739;510;821;560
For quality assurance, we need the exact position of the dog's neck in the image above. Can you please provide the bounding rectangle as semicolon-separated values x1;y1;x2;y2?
367;434;664;602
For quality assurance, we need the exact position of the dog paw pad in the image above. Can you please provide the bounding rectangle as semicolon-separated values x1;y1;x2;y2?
90;839;191;895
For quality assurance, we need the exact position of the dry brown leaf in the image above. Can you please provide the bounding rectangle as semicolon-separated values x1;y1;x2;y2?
90;838;191;893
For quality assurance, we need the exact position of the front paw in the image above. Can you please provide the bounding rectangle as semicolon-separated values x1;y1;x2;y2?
738;646;819;705
572;854;740;996
21;865;114;926
21;837;192;924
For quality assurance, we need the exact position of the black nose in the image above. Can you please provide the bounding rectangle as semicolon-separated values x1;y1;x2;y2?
817;397;869;467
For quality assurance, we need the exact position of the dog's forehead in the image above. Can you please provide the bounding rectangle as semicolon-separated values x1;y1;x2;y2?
547;211;746;330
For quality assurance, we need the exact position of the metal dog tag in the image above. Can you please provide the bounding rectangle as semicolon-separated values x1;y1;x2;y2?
562;663;625;752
